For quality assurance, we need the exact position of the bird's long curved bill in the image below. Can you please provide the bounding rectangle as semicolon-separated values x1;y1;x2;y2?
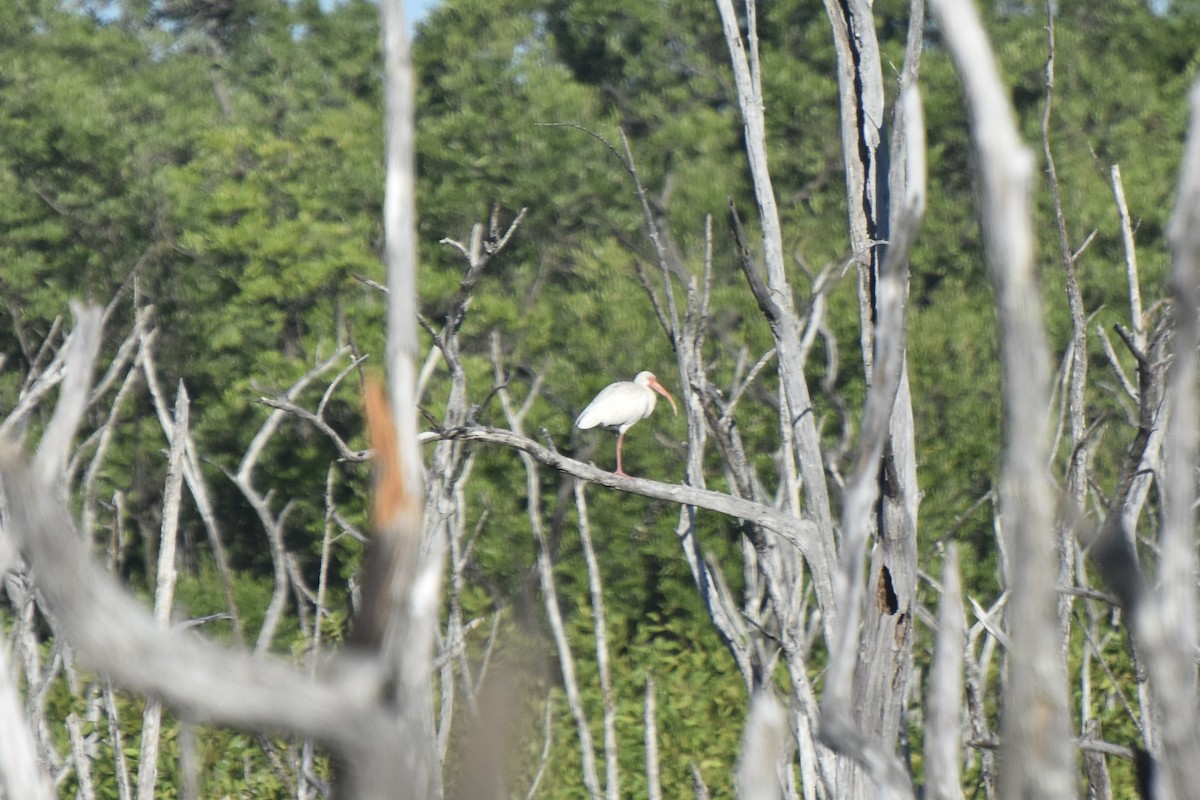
649;377;678;415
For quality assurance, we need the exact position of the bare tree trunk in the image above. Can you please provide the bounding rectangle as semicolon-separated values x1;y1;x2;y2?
820;83;924;799
136;383;189;800
714;0;838;621
1082;720;1113;800
929;0;1076;797
924;546;966;800
1146;76;1200;800
819;0;884;375
737;691;791;800
841;3;925;788
0;575;54;800
342;3;444;797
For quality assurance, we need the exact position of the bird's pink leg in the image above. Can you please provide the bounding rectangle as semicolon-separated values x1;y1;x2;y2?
615;431;628;477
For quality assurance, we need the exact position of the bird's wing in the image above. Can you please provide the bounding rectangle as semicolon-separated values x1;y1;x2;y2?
575;381;650;430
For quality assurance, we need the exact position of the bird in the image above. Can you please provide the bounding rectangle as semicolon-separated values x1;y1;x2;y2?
575;371;677;477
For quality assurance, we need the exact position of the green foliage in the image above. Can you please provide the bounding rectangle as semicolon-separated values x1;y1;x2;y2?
0;0;1194;794
445;541;748;799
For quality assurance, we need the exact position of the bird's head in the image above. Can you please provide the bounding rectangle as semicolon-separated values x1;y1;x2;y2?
636;371;678;416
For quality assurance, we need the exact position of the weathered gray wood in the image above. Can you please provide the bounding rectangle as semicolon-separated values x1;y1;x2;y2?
819;0;885;377
0;457;427;798
714;0;838;633
736;692;790;800
1088;78;1200;800
371;2;442;796
925;546;966;800
429;425;824;562
137;383;190;800
1151;76;1200;800
928;0;1075;797
846;0;926;772
1082;720;1113;800
821;80;925;800
0;584;54;800
32;303;101;485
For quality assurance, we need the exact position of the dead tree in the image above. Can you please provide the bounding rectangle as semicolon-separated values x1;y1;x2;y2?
0;1;440;798
3;1;1200;798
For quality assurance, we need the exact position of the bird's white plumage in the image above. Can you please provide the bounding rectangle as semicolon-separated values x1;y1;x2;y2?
575;371;677;476
575;374;659;433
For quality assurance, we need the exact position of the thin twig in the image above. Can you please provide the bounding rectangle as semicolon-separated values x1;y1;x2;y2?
645;678;662;800
575;483;620;800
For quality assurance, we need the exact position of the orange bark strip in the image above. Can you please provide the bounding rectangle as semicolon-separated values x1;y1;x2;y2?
364;377;411;530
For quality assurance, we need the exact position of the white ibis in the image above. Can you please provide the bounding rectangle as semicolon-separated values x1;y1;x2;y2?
575;371;677;476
